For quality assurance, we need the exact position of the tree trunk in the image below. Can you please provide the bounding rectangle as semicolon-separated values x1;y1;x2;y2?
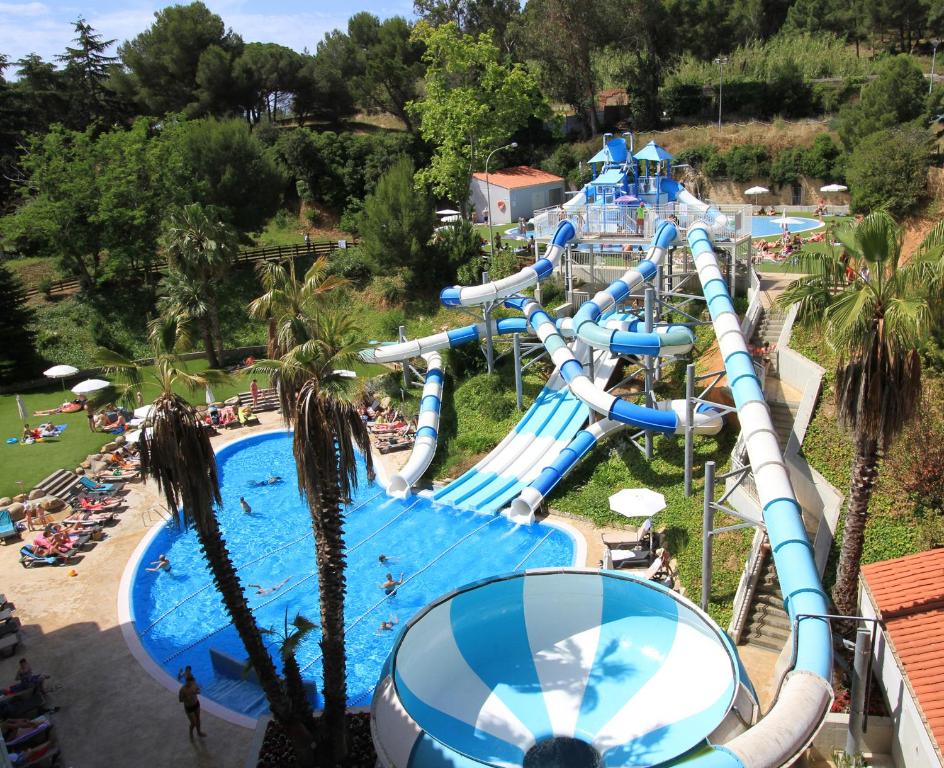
267;318;278;360
312;471;349;766
832;439;879;618
281;653;317;767
208;299;225;368
200;321;220;369
196;511;293;722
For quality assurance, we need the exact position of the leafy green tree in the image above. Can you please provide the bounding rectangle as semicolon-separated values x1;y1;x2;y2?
118;1;242;116
779;212;930;618
359;157;437;286
837;55;927;149
158;203;237;367
295;32;358;123
157;117;283;234
234;43;304;123
56;17;123;130
414;0;522;55
846;127;930;216
347;14;425;131
409;21;547;207
0;262;38;383
13;54;67;135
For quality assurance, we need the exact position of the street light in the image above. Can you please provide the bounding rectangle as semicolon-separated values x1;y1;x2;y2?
713;56;728;130
931;40;941;95
485;141;518;262
482;140;517;374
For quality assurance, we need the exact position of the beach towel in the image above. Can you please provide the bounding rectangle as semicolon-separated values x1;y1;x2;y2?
55;423;68;433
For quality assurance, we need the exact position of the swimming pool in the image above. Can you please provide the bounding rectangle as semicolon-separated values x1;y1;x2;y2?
127;431;576;718
751;215;823;239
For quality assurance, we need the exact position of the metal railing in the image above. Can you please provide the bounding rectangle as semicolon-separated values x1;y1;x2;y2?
532;201;750;242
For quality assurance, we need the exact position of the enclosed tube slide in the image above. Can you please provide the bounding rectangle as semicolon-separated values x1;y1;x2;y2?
685;222;832;767
387;352;444;498
440;220;575;308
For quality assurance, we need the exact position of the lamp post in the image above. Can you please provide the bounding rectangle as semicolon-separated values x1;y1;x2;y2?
713;56;728;130
931;40;941;95
482;141;517;374
485;141;518;262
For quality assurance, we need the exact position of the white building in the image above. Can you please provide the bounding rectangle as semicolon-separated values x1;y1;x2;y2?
469;166;565;225
860;549;944;767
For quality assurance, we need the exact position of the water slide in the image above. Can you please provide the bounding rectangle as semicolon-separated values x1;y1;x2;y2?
683;222;832;766
387;352;443;497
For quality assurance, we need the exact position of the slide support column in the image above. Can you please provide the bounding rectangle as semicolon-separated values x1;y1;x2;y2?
846;627;872;759
685;363;695;497
482;271;495;374
701;460;716;612
399;325;409;392
513;333;523;412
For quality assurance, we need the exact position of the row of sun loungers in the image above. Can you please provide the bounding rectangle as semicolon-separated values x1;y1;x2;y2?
0;654;62;766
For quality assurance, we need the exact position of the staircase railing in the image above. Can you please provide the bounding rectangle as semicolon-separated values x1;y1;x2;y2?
729;530;769;643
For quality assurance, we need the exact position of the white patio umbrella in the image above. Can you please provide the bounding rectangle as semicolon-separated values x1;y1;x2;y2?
820;183;848;193
744;186;769;209
335;369;357;379
15;395;27;422
436;208;461;216
608;488;667;520
43;364;79;390
133;404;154;419
125;427;152;445
71;378;110;395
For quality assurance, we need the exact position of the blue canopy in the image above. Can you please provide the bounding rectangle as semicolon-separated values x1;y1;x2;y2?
589;137;629;165
592;169;625;185
633;140;673;162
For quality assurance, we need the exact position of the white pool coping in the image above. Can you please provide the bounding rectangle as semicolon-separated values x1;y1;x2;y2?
117;427;587;729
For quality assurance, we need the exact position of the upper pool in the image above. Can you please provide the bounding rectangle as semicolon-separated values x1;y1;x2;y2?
128;431;576;718
751;215;823;239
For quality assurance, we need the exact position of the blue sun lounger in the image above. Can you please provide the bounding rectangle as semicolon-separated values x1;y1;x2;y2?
0;511;18;544
78;476;120;493
18;546;61;568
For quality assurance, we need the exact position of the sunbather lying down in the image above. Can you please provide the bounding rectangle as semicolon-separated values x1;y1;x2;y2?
33;400;83;416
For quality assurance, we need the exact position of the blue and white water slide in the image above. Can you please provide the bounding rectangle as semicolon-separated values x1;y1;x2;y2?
371;218;833;767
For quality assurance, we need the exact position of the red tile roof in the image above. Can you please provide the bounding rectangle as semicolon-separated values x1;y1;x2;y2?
472;166;563;190
861;549;944;754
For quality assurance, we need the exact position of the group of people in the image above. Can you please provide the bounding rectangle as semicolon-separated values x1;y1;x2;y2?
90;403;128;433
19;423;61;444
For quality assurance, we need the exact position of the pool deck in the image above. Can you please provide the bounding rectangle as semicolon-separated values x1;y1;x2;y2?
0;410;784;765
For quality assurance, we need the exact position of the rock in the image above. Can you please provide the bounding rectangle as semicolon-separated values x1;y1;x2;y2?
28;489;44;500
0;497;11;508
75;467;85;475
114;435;125;446
80;460;92;469
42;497;64;512
102;442;117;453
6;502;24;520
12;494;26;503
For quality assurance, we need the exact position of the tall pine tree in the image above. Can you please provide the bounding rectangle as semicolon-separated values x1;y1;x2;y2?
0;263;38;383
57;17;123;130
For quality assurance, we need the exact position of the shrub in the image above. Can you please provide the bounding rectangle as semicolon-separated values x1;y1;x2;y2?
674;145;718;172
434;219;484;287
459;372;516;420
846;127;930;216
661;81;705;118
898;405;944;510
720;144;770;182
326;245;373;283
770;147;806;186
368;270;410;307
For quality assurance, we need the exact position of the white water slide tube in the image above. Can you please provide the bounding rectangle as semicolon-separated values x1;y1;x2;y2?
684;222;833;767
387;352;443;498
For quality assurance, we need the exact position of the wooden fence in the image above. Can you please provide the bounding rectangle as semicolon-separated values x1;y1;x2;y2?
23;240;350;299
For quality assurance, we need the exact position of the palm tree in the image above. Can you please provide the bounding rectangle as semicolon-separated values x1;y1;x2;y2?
247;256;348;361
779;211;931;617
252;310;373;764
260;610;319;730
159;203;237;368
98;319;316;763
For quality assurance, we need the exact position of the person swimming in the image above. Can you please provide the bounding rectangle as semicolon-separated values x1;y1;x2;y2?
250;476;283;487
248;577;291;596
380;573;404;595
378;616;399;632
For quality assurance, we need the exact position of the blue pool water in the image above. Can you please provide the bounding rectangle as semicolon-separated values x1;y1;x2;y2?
130;431;575;716
751;215;823;239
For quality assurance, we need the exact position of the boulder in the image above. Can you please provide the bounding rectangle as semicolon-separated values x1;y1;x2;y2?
0;497;11;508
114;435;126;446
42;497;64;512
28;489;44;500
6;502;25;520
12;494;27;503
75;467;85;475
102;442;118;453
80;459;92;470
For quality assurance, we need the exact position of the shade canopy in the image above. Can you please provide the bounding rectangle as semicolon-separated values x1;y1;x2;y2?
820;183;848;193
593;169;624;185
633;140;673;162
608;487;667;519
133;404;154;419
43;364;79;379
436;208;461;216
71;378;110;395
744;186;769;196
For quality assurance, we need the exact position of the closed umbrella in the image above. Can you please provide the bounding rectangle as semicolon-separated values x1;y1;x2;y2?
608;488;666;520
43;364;79;390
205;384;216;405
15;395;27;422
71;378;110;395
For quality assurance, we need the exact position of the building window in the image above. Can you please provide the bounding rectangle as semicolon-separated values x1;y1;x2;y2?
548;187;563;206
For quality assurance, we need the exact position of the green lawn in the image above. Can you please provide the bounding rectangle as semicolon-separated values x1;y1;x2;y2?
0;358;251;499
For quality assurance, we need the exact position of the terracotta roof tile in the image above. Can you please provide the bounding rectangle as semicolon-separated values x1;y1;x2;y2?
471;166;564;190
862;549;944;754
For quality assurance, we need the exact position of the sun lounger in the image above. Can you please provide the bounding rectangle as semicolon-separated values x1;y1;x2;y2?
0;617;22;639
379;439;414;454
0;510;20;545
5;716;51;751
0;632;20;659
18;546;66;568
78;476;121;493
9;740;60;767
601;517;652;548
